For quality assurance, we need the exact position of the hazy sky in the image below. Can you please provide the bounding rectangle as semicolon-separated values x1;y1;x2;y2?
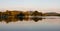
0;0;60;13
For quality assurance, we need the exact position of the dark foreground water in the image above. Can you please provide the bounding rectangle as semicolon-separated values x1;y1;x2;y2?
0;16;60;31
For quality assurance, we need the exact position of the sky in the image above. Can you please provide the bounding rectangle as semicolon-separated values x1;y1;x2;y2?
0;0;60;13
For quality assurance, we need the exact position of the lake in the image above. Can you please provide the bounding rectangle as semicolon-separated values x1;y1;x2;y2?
0;16;60;31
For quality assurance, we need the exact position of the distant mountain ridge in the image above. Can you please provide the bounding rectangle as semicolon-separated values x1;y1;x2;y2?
44;12;60;16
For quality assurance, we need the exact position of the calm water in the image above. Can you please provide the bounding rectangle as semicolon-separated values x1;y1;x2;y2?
0;16;60;31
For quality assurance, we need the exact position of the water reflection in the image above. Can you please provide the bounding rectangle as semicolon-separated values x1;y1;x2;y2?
31;17;42;22
0;16;60;23
0;17;44;23
0;16;60;31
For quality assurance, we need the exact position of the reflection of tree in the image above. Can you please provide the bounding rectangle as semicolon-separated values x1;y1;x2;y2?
4;20;11;23
31;16;42;22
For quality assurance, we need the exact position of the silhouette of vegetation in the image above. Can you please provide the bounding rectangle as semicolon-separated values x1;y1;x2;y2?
0;10;60;23
31;11;42;16
17;12;25;21
57;14;60;16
